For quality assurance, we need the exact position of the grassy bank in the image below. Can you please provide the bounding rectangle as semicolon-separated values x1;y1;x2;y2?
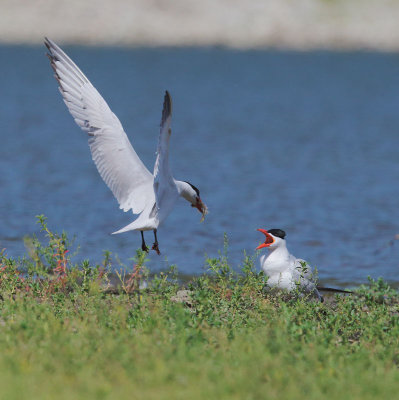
0;217;398;399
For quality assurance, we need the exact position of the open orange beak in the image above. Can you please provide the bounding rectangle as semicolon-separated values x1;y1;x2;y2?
256;228;275;250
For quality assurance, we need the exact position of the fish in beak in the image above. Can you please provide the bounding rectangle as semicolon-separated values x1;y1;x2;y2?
256;228;275;250
192;198;208;222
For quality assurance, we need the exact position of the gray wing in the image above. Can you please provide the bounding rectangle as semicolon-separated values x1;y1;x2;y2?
293;258;320;295
153;91;178;214
45;38;153;214
294;258;315;281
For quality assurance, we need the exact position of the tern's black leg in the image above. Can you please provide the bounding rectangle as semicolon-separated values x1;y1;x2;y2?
141;231;149;253
151;229;161;255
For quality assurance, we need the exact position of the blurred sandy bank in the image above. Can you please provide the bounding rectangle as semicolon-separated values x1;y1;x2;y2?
1;0;399;50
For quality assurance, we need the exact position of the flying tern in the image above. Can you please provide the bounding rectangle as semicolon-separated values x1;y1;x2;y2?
45;38;207;254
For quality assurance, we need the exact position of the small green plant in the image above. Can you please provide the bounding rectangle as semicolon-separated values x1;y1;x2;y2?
205;233;234;284
0;215;111;298
150;263;179;296
357;276;398;305
115;249;149;294
0;250;26;295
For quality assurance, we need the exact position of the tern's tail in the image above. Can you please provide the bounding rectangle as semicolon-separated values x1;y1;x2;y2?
317;287;353;294
112;220;143;235
112;217;157;235
112;225;134;235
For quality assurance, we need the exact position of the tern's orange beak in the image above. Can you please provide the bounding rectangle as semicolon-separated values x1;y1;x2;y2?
256;228;275;250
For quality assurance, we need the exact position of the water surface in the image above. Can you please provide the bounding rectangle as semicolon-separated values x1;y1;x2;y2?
1;45;399;287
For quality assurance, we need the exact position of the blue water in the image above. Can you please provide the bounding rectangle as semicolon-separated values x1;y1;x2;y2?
1;45;399;287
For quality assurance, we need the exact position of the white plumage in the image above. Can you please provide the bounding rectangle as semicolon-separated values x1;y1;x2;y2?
256;229;322;301
45;38;207;253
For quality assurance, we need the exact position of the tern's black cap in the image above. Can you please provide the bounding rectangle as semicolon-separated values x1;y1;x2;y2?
267;229;286;239
184;181;200;197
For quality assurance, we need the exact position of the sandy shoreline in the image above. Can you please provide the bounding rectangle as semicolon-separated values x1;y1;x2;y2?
1;0;399;50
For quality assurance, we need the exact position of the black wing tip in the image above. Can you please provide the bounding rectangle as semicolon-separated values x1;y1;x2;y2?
161;90;172;126
44;37;63;89
44;37;55;60
44;37;61;59
44;37;53;52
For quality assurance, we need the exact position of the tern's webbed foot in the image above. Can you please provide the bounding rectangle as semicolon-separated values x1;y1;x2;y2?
141;243;149;253
151;242;161;255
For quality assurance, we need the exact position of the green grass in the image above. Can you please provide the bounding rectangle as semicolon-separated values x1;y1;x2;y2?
0;216;398;399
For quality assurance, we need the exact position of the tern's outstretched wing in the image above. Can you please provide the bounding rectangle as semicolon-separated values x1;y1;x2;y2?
153;91;178;213
45;38;153;214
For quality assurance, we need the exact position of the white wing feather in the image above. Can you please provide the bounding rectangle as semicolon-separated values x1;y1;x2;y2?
45;38;153;214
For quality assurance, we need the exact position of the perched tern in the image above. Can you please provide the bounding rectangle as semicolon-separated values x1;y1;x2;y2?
256;228;323;301
256;229;352;301
45;38;207;254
